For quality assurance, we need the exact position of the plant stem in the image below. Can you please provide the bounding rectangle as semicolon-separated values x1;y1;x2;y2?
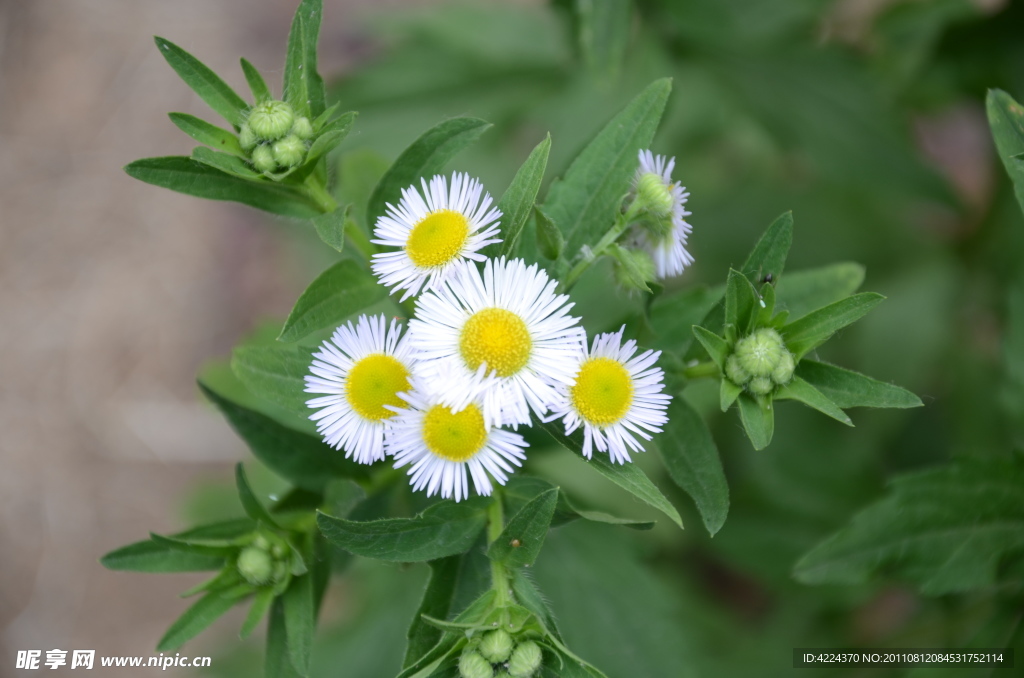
487;492;511;607
344;221;377;260
304;177;338;213
558;201;641;293
682;361;720;380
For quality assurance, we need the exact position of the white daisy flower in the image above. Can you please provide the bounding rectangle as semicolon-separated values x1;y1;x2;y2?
409;257;586;428
304;314;417;464
386;379;528;502
629;149;694;280
546;326;671;464
371;172;502;301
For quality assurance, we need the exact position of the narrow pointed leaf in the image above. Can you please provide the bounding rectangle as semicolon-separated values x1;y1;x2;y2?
737;393;774;450
691;326;729;370
169;113;243;156
157;590;245;651
125;156;320;218
283;574;314;675
199;381;370;489
796;360;922;409
488;488;559;567
240;587;275;640
535;206;565;260
497;134;551;257
540;421;683;528
150;533;236;558
235;463;281;527
782;292;885;358
100;540;225;573
367;117;491;226
192;146;259;178
283;0;326;118
241;58;272;102
741;211;793;284
278;260;387;342
720;379;742;412
154;37;248;127
725;268;758;336
655;398;729;536
503;475;653;530
317;498;489;562
543;78;671;255
404;556;461;668
986;89;1024;213
774;262;865;321
776;376;852;426
510;569;562;641
266;598;303;678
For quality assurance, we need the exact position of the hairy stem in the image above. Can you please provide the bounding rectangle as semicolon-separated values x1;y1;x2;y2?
682;361;720;380
487;492;511;607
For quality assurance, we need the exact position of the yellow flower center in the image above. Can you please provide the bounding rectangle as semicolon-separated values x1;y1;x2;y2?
571;357;633;426
459;308;532;378
405;209;470;268
345;354;411;421
422;403;488;462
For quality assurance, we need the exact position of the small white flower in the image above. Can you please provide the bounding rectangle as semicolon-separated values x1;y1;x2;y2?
371;172;502;301
546;326;671;464
629;149;694;280
409;257;586;428
304;314;417;464
386;380;528;502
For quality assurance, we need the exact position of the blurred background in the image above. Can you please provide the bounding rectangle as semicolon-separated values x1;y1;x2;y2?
2;0;1023;676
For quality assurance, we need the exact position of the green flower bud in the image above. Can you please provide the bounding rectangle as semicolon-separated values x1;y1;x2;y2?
771;349;795;385
251;145;277;173
291;116;314;140
747;376;774;395
725;354;749;387
508;640;543;678
459;651;494;678
479;629;514;663
734;328;787;379
237;545;274;586
247;100;294;140
272;134;306;168
635;172;674;218
239;124;257;151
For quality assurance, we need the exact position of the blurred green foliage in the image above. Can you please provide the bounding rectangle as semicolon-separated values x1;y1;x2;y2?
196;0;1024;675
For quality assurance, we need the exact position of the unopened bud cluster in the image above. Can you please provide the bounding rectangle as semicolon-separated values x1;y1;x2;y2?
239;100;312;173
725;328;795;395
459;629;542;678
236;534;291;587
631;171;675;239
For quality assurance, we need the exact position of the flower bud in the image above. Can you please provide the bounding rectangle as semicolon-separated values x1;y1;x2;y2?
291;116;314;140
771;349;795;385
251;145;277;173
479;629;514;663
237;545;274;586
247;100;294;140
734;328;787;379
239;124;257;151
747;376;774;395
272;135;306;168
725;354;749;387
508;640;543;678
458;651;494;678
635;172;675;218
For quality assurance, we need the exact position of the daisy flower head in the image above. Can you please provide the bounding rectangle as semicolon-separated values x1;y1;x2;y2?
385;378;528;502
409;257;586;428
304;314;417;464
547;326;671;464
629;149;694;280
371;172;502;301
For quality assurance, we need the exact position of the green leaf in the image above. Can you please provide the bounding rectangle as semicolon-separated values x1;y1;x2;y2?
191;146;259;179
158;589;246;651
311;206;347;253
100;539;225;573
510;570;562;640
283;0;326;118
577;0;632;80
240;58;272;102
503;476;653;530
782;292;885;358
794;458;1024;595
986;89;1024;214
608;244;653;292
535;206;565;260
796;360;922;409
283;573;314;675
168;113;243;156
266;598;303;678
396;591;496;678
317;498;489;562
235;463;281;527
367;117;492;227
540;421;683;528
240;587;275;640
719;379;742;412
655;398;729;536
149;533;236;558
543;78;671;256
153;37;248;127
230;343;313;419
124;157;320;218
648;285;722;356
775;376;852;426
691;326;729;370
725;268;758;337
737;392;774;450
740;211;793;284
199;381;370;490
404;556;461;668
284;113;358;183
488;488;559;567
497;134;551;257
774;262;865;321
278;260;387;342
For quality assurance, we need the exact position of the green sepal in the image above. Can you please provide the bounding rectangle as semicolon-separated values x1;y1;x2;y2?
691;326;729;370
169;113;243;156
775;376;852;426
737;392;774;450
782;292;885;359
720;378;742;412
278;259;387;342
153;37;248;127
496;133;551;257
488;488;559;567
240;58;272;102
